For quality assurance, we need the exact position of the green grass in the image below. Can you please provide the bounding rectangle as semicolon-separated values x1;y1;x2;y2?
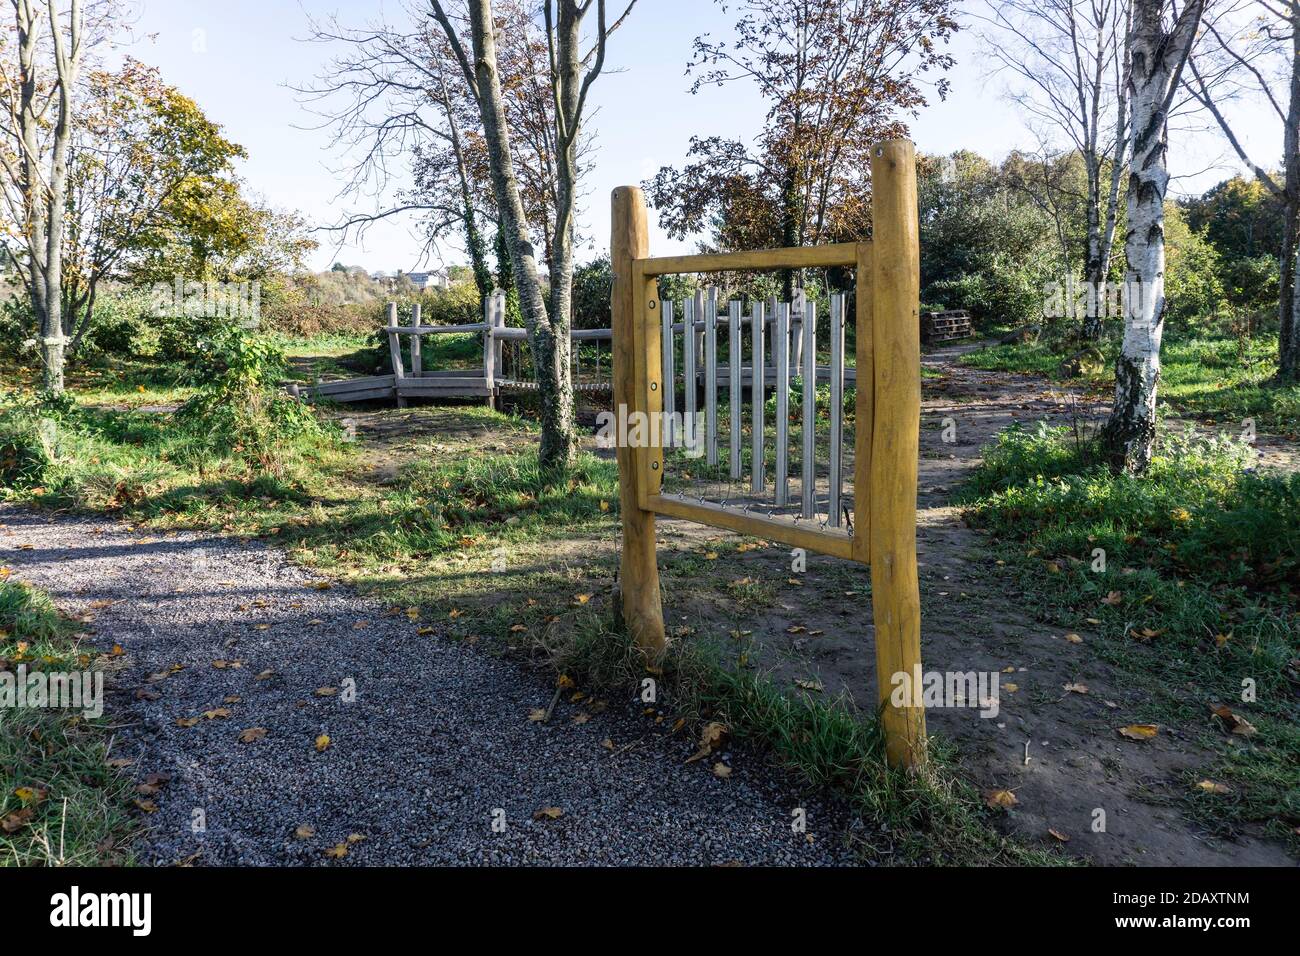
961;422;1300;846
0;580;135;865
961;330;1300;436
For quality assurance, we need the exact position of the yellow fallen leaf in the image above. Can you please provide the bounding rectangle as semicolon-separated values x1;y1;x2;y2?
712;762;732;778
1196;780;1231;794
1118;724;1159;740
324;843;348;859
1064;633;1083;644
314;687;338;697
1062;682;1088;695
528;708;547;722
315;734;331;752
984;789;1018;809
239;727;268;743
533;807;564;820
294;825;316;839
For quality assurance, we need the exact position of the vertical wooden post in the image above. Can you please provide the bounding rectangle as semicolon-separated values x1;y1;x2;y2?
386;302;407;409
483;293;497;410
611;186;666;656
868;139;926;769
410;302;423;376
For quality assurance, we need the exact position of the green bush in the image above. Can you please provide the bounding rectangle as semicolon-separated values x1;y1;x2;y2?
177;327;333;475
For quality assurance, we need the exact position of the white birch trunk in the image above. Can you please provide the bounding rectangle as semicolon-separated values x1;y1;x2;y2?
1102;0;1203;472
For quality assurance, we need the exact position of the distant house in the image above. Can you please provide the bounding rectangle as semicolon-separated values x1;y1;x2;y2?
404;270;451;291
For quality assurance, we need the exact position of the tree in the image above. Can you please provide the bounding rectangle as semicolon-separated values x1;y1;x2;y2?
980;0;1133;340
645;0;956;297
0;0;88;393
1100;0;1205;472
59;59;248;352
1184;0;1300;378
432;0;634;470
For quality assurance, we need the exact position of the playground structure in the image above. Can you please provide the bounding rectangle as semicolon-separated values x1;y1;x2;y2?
612;140;925;769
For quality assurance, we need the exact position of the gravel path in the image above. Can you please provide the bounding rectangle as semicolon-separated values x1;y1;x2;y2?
0;505;854;866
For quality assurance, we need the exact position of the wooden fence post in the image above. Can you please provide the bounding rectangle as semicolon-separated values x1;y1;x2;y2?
386;302;407;409
483;293;498;410
868;139;926;769
410;302;423;377
611;186;666;656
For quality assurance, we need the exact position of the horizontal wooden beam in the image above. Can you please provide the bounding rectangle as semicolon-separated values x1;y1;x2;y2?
645;494;856;561
638;243;863;277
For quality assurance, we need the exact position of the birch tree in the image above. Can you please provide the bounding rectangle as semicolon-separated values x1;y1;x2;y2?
980;0;1133;340
0;0;85;394
1185;0;1300;379
1100;0;1206;472
431;0;634;470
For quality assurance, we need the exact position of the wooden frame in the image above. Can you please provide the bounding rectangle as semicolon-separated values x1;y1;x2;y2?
611;139;926;769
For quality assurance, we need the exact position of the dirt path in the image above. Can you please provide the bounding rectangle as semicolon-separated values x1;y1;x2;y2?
0;506;853;867
667;342;1295;865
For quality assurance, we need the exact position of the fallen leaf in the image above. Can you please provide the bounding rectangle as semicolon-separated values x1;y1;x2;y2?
528;708;547;722
294;825;316;839
1210;704;1256;737
532;807;564;821
202;708;231;720
13;786;46;805
1100;591;1123;606
254;669;274;681
1;807;34;833
1064;633;1083;644
324;843;348;859
132;799;158;814
984;789;1018;809
1047;828;1070;843
685;721;728;764
314;687;338;697
238;727;268;743
314;734;331;752
712;762;732;778
174;716;200;728
1062;682;1089;695
1196;780;1231;794
1118;724;1159;741
794;678;823;693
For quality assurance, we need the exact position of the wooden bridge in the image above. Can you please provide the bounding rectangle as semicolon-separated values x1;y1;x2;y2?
290;288;856;408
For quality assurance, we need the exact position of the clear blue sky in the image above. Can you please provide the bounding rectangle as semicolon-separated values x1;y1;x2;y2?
118;1;1274;273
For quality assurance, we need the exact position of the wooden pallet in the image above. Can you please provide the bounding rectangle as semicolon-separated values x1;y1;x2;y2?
921;310;972;343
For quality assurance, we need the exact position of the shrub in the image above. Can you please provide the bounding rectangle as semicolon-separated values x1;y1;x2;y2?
176;327;333;475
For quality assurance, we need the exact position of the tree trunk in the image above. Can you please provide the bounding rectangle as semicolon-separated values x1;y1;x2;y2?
1101;0;1204;473
1281;16;1300;380
465;0;576;469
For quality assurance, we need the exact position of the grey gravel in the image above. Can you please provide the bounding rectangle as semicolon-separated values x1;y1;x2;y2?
0;504;855;866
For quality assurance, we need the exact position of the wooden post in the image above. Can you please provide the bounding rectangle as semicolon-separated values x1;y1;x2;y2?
868;139;926;769
611;186;666;656
410;303;423;377
386;302;407;409
483;293;497;410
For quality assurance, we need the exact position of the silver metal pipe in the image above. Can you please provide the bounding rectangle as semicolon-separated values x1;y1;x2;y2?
801;298;817;519
828;294;845;526
751;300;765;493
